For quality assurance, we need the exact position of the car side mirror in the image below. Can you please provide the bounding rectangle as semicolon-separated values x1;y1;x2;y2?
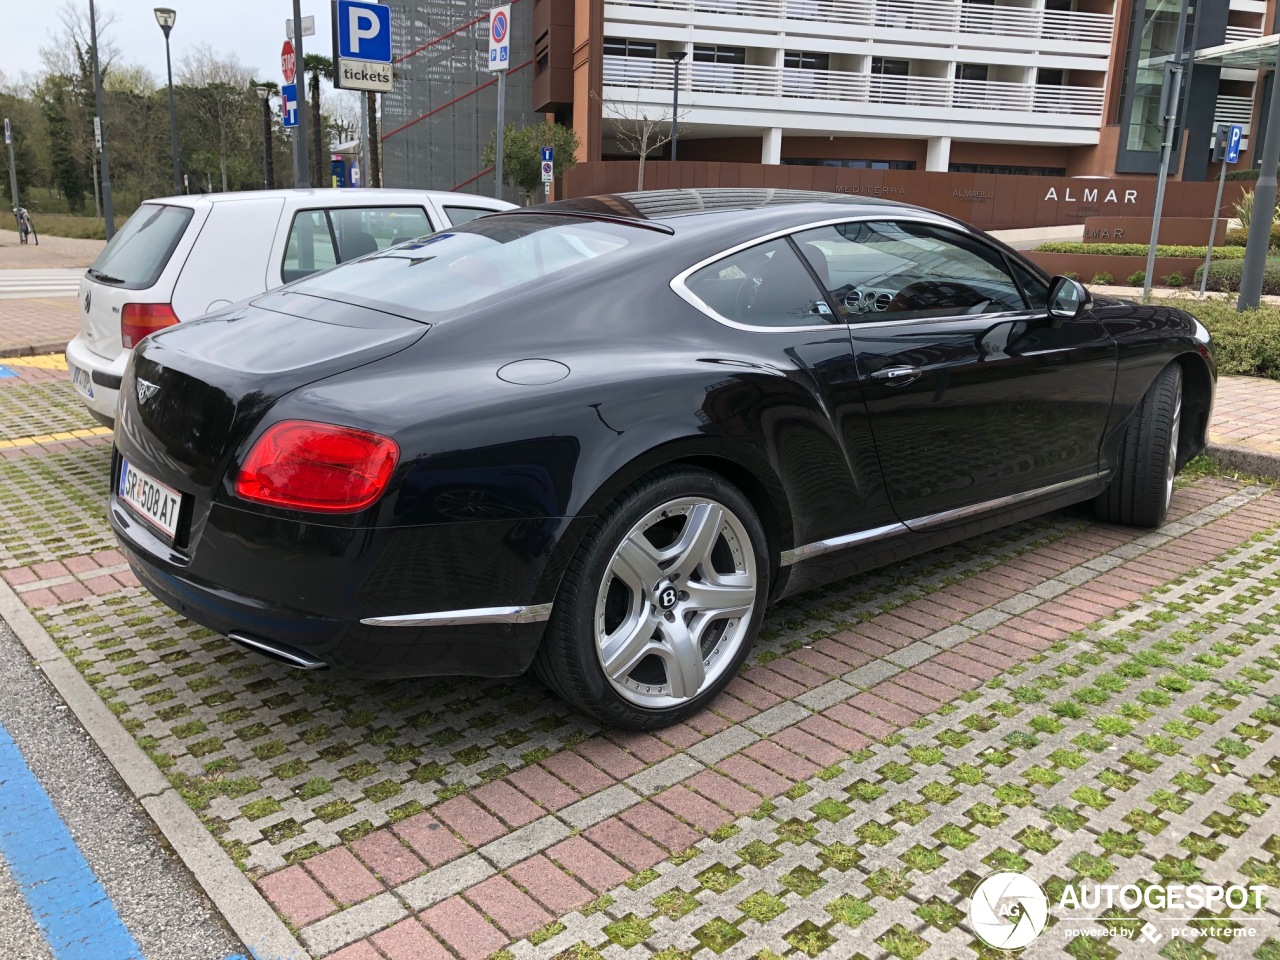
1047;276;1091;326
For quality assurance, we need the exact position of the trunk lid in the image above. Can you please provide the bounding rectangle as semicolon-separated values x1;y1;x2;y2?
117;292;429;492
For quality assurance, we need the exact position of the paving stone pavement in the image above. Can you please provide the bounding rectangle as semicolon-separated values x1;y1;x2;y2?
0;299;82;356
3;373;1280;958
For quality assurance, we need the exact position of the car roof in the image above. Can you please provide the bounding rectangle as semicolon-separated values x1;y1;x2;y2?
142;188;510;210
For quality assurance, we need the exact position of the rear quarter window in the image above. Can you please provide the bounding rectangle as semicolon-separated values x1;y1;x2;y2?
89;204;194;290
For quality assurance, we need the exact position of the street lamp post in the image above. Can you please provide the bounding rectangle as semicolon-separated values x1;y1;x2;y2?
256;86;274;189
154;8;181;196
667;50;687;162
89;0;115;239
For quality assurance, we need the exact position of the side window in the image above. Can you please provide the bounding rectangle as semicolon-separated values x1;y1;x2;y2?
1010;258;1050;311
282;211;338;282
329;207;431;260
443;206;495;227
793;220;1026;322
685;237;835;327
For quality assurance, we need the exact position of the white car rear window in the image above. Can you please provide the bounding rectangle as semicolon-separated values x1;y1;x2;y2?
89;204;193;290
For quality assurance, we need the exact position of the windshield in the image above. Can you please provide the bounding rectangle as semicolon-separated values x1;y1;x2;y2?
89;203;193;289
287;214;663;318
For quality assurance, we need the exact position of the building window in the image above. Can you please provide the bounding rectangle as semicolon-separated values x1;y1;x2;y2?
948;163;1067;176
604;37;657;58
694;45;747;64
1118;0;1192;163
782;158;917;170
871;58;910;77
784;51;830;71
1037;68;1065;86
955;64;989;82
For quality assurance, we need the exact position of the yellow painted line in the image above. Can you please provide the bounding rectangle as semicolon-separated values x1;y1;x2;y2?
2;355;68;370
0;426;112;450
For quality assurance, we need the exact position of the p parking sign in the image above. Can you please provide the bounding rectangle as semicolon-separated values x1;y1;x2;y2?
332;0;394;92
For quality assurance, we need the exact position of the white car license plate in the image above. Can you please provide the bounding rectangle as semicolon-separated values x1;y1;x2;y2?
69;362;94;399
118;459;182;540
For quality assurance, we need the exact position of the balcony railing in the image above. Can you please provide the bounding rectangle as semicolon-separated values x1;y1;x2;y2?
607;0;1114;45
603;56;1106;117
1224;23;1263;44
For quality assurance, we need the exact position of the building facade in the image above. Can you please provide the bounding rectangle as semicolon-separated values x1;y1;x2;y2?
380;0;1272;195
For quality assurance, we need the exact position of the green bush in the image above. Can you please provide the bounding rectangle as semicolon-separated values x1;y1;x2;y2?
1193;258;1280;297
1221;224;1280;248
1226;168;1263;181
1163;272;1185;287
1233;189;1280;230
1165;295;1280;379
1126;270;1145;286
1034;241;1245;258
1063;271;1079;281
1090;272;1114;285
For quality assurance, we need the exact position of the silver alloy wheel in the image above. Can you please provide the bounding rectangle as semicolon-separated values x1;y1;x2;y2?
593;496;758;709
1164;388;1182;510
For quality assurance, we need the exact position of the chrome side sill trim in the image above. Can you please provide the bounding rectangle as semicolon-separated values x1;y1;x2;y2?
360;603;555;628
780;522;908;566
903;472;1106;533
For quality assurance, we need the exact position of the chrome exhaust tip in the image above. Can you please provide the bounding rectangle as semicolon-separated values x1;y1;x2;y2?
227;632;328;671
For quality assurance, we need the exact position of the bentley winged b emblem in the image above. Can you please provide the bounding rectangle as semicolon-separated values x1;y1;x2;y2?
135;378;160;404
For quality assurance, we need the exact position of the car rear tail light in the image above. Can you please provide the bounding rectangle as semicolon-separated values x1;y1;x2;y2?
234;420;400;513
121;303;180;348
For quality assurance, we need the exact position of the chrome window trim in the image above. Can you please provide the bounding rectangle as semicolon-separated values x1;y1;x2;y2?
361;603;553;628
781;473;1106;565
665;215;1024;337
668;213;958;334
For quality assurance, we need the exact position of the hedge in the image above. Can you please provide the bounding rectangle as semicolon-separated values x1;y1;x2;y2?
1035;241;1245;258
1192;258;1280;297
1168;295;1280;380
1221;224;1280;248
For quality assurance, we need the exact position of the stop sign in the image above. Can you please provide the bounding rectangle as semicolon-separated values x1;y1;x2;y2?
281;40;296;84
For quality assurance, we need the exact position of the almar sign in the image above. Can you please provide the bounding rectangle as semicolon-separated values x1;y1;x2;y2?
1044;186;1139;204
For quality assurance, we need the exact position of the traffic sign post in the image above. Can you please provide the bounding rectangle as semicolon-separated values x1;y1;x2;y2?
489;5;511;201
4;118;18;211
290;0;310;187
332;0;393;92
1202;123;1245;297
281;84;300;128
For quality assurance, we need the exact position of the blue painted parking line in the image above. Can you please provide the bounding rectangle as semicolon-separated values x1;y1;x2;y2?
0;722;145;960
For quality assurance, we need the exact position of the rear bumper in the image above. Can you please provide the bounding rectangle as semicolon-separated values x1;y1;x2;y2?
66;335;126;425
110;489;554;680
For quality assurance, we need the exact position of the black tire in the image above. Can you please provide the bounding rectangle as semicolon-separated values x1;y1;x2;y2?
534;466;770;729
1094;363;1183;528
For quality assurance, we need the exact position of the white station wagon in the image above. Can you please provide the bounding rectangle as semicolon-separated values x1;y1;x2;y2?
67;188;514;425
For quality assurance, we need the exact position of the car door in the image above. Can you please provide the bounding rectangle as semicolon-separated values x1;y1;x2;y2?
678;233;900;547
794;219;1116;526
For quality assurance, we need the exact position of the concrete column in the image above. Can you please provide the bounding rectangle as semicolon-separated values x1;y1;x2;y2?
926;136;952;172
762;127;783;165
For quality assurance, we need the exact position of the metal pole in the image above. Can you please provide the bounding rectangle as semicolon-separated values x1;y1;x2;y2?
261;98;271;189
359;94;370;188
494;71;505;200
5;131;18;212
293;0;310;188
670;60;680;162
164;32;180;194
1200;158;1228;297
1142;60;1183;302
1239;68;1280;310
88;0;115;240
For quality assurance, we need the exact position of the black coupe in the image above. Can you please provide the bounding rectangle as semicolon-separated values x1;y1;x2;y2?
110;189;1212;728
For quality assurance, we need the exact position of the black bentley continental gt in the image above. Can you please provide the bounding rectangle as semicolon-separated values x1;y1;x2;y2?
110;189;1212;728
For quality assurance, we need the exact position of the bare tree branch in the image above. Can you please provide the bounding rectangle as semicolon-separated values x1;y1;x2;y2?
594;90;690;190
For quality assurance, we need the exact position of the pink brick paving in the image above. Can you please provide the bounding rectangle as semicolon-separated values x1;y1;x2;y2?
248;481;1280;956
0;298;82;356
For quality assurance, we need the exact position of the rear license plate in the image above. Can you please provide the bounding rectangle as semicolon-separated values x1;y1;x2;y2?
69;362;94;399
118;458;182;541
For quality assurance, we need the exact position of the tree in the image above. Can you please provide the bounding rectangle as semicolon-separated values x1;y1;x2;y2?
178;44;255;193
482;121;579;203
303;54;333;187
598;92;688;190
39;76;85;211
366;91;380;187
251;80;279;190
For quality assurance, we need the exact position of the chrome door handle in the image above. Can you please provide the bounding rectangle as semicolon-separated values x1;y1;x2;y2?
870;365;922;380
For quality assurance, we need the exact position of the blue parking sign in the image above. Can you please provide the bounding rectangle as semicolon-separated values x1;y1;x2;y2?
1225;123;1244;164
335;0;392;63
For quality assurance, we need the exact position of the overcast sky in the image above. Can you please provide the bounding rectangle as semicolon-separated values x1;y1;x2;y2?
3;0;336;90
